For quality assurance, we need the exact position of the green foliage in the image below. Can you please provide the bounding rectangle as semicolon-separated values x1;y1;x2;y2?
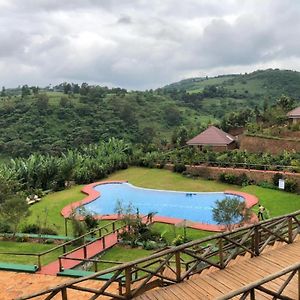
0;197;30;236
218;172;250;186
173;163;186;173
212;197;251;230
284;179;297;193
172;234;190;246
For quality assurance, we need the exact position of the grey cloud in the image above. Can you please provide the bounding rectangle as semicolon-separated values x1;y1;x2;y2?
0;0;300;89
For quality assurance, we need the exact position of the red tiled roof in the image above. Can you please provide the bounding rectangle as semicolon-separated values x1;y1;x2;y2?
287;107;300;117
186;126;235;146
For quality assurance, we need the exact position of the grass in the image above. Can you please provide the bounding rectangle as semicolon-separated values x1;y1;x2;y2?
0;241;62;266
11;166;300;267
95;245;153;270
24;185;84;235
150;223;213;244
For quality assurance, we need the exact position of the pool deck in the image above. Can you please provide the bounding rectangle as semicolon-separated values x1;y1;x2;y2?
61;180;259;232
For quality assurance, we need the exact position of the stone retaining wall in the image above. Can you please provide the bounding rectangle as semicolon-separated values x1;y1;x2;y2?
165;164;300;192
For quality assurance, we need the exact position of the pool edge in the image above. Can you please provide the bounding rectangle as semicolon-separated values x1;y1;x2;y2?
61;181;259;232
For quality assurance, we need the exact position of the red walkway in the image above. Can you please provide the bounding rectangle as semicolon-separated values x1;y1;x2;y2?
38;232;118;275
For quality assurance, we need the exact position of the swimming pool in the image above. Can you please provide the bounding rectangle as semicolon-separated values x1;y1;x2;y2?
81;182;243;224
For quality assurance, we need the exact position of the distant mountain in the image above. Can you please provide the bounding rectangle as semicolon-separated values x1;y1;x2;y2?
163;69;300;100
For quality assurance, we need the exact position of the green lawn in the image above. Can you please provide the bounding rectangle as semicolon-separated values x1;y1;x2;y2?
23;167;300;235
94;245;153;271
0;241;63;266
10;166;300;268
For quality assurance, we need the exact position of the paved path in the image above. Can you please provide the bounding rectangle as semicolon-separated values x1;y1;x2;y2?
135;240;300;299
38;232;118;275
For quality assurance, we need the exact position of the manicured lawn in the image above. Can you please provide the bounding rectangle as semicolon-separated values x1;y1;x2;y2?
0;241;63;266
24;185;85;235
95;245;153;270
107;167;242;192
241;186;300;218
150;223;213;244
24;167;300;236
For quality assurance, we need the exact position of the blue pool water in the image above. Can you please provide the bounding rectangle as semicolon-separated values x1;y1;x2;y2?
83;182;244;224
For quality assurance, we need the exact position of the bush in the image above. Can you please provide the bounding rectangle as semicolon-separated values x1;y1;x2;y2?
219;172;251;186
44;239;54;244
173;163;186;173
172;234;190;246
285;179;297;193
0;222;12;233
257;181;276;189
22;224;41;234
143;240;159;250
16;235;29;242
40;228;58;235
272;173;283;186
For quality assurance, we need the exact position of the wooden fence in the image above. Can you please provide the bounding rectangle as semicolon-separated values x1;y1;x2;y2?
0;220;122;270
217;262;300;300
17;210;300;300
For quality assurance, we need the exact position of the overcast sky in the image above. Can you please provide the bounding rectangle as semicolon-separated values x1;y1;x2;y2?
0;0;299;90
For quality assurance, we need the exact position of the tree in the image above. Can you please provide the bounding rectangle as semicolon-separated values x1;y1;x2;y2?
276;95;295;112
0;197;30;237
35;93;49;110
1;86;6;97
21;85;31;98
164;106;182;126
212;197;251;231
63;82;72;94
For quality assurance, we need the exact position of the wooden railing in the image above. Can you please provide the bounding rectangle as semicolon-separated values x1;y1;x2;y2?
217;262;300;300
0;220;122;270
58;221;125;271
16;210;300;300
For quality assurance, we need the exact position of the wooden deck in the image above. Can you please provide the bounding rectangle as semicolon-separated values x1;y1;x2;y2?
135;240;300;300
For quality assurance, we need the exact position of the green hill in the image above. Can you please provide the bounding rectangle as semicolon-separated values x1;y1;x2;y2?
1;69;300;157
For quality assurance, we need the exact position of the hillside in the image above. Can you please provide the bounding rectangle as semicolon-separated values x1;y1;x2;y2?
1;69;300;157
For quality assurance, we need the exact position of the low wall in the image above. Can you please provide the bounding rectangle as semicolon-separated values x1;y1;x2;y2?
165;164;300;193
240;135;300;154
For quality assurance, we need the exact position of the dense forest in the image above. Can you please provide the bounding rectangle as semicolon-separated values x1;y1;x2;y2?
1;69;300;158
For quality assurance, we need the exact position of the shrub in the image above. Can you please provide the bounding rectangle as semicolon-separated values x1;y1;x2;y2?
285;179;297;193
44;239;54;244
143;241;159;250
40;228;58;235
22;224;41;234
272;173;283;186
219;173;237;184
0;222;12;233
16;235;29;242
172;234;190;246
173;163;186;173
257;181;276;189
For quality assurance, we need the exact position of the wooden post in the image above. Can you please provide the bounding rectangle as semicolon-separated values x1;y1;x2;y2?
37;255;41;270
175;251;181;282
219;238;224;269
124;266;132;298
63;244;66;254
298;268;300;300
61;287;67;300
59;258;63;272
102;236;106;249
64;218;68;236
254;226;260;256
288;217;293;243
94;261;98;272
250;288;255;300
83;245;87;258
99;228;102;237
